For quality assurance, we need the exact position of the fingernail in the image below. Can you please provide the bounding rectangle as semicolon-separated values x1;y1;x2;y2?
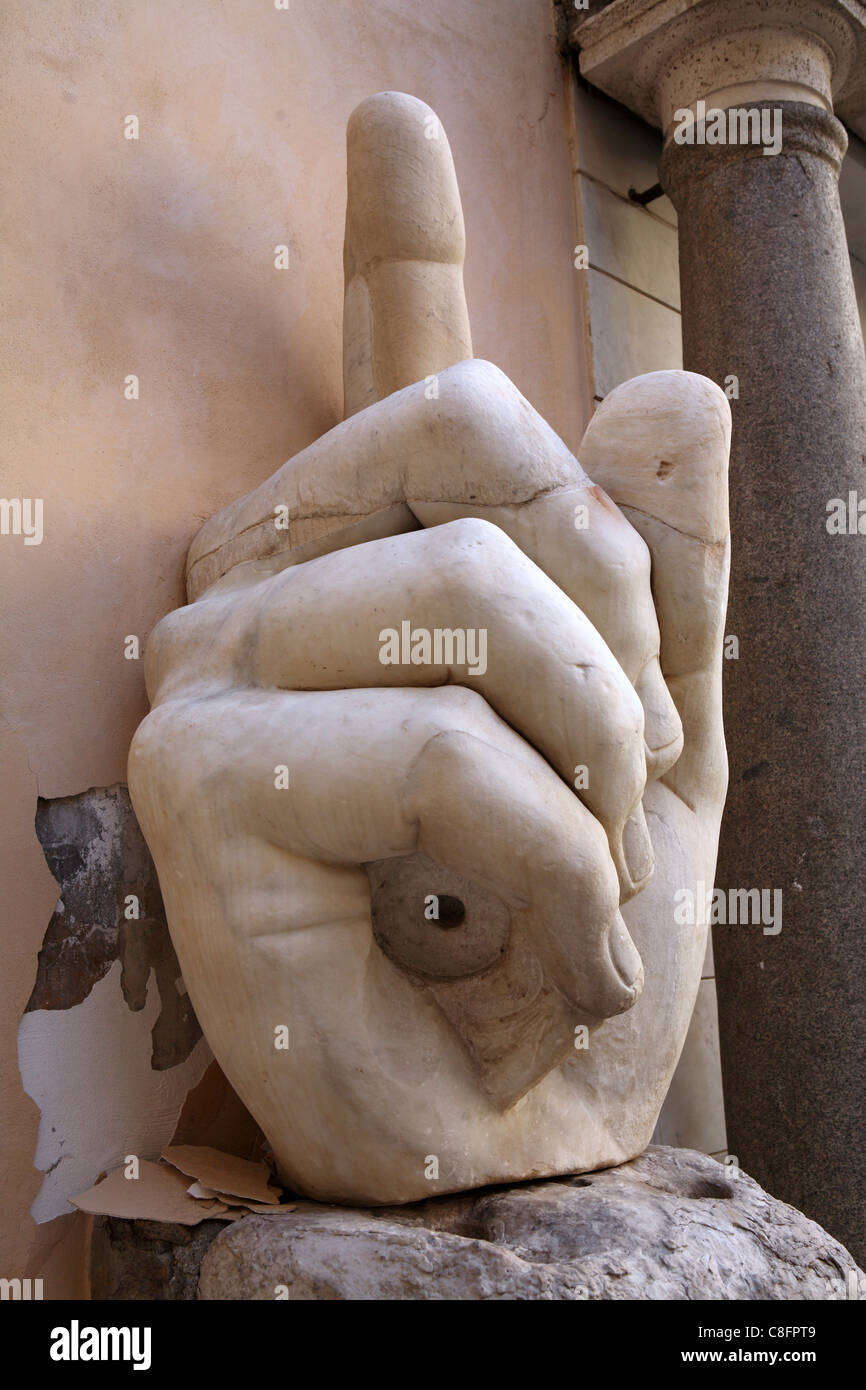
636;657;683;782
608;912;644;993
623;803;654;895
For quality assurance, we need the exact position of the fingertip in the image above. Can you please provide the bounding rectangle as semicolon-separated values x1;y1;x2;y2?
608;911;644;1001
578;370;730;546
638;656;685;781
345;91;465;274
618;803;655;903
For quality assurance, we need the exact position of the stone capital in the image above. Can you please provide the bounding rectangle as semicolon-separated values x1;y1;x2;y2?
573;0;866;143
658;100;848;207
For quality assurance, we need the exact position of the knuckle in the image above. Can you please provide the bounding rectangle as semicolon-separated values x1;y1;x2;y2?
444;358;513;419
128;704;183;790
430;517;517;601
436;514;511;551
609;526;652;588
144;603;195;667
428;683;489;728
405;688;497;776
435;361;541;492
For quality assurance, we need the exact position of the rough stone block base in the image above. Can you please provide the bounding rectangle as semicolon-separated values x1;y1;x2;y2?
90;1147;863;1301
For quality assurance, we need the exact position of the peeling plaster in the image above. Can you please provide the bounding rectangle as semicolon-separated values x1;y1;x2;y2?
18;961;211;1224
29;785;201;1070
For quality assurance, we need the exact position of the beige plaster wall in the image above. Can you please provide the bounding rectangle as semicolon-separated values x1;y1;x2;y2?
0;0;591;1297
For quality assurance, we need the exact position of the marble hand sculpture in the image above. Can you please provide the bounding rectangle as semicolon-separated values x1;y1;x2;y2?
129;93;731;1204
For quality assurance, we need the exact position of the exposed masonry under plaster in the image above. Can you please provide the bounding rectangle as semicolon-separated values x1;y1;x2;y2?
18;785;211;1224
28;784;201;1068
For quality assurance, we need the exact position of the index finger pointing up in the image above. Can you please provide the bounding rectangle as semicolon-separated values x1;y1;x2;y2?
343;92;473;418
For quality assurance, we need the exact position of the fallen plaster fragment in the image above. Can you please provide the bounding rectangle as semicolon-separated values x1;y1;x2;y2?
18;960;211;1223
186;1180;220;1200
73;1160;295;1223
161;1144;281;1205
72;1161;229;1226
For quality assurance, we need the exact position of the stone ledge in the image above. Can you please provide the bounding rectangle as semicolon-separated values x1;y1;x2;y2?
571;0;866;143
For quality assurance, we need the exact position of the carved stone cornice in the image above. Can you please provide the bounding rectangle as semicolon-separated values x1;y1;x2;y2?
570;0;866;142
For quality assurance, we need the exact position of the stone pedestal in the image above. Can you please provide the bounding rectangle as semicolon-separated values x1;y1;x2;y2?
576;0;866;1265
89;1148;864;1300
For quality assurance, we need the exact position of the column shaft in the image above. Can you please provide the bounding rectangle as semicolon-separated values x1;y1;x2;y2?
661;103;866;1262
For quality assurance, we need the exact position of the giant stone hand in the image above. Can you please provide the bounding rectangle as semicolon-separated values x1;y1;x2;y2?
129;93;731;1204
